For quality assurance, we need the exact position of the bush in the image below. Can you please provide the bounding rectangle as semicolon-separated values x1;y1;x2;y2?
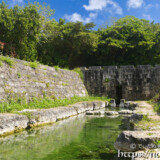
54;66;60;71
29;61;39;69
0;56;15;67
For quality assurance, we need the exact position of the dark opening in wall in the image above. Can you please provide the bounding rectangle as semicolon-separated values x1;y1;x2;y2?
116;85;122;105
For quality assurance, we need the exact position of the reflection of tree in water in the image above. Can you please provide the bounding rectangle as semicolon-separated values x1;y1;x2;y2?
0;114;86;160
0;115;134;160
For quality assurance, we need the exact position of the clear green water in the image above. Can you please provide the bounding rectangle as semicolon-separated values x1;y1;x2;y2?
0;113;131;160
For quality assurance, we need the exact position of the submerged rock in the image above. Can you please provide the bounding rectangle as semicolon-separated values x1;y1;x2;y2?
86;111;105;115
130;113;143;122
114;131;160;152
105;111;119;115
118;110;135;115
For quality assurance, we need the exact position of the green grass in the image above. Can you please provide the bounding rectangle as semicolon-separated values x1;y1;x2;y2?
46;82;50;88
153;102;160;113
0;56;15;67
0;96;110;113
0;61;2;67
73;68;83;80
17;72;21;78
142;114;151;122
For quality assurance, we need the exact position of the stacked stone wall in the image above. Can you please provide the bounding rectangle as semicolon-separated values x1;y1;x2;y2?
0;58;87;101
81;65;160;101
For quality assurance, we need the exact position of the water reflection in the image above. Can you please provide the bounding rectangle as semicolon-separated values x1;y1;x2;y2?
0;114;86;160
0;114;131;160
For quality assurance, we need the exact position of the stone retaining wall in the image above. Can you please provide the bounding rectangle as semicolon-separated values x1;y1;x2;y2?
0;57;87;101
81;65;160;100
0;101;105;137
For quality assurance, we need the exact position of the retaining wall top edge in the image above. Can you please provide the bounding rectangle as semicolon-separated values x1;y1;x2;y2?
82;65;160;70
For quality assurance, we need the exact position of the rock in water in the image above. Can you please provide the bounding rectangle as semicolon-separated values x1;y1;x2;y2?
114;131;160;152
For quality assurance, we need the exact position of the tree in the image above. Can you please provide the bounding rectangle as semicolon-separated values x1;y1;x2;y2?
37;20;99;68
97;16;155;66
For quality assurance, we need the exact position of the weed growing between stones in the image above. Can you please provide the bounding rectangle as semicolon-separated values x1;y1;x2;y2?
149;94;160;113
104;78;110;83
155;140;160;146
142;114;151;122
0;96;110;113
46;82;50;88
24;61;39;69
17;73;21;78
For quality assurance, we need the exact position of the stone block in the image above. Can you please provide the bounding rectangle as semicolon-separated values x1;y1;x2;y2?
105;101;109;107
119;99;125;107
105;111;118;115
88;66;101;70
110;99;116;107
115;131;160;152
120;66;134;69
80;67;87;71
137;65;152;69
103;66;117;70
118;110;134;115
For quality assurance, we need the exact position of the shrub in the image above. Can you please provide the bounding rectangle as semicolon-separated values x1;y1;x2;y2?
54;66;60;71
29;61;39;69
0;56;15;67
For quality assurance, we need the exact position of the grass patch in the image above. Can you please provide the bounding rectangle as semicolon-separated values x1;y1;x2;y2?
0;56;15;67
0;96;110;113
26;74;31;79
134;116;160;130
46;82;50;88
0;61;2;67
73;68;84;80
142;114;151;122
17;72;21;78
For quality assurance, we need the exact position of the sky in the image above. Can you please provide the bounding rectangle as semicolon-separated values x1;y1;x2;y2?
1;0;160;29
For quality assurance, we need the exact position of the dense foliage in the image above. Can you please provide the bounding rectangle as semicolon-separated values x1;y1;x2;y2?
1;1;160;68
